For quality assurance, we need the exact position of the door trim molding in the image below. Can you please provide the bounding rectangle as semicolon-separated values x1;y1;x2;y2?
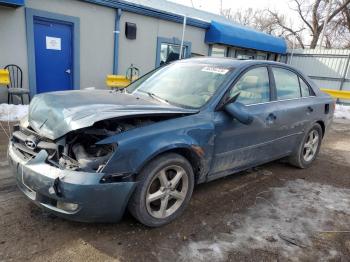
25;8;80;97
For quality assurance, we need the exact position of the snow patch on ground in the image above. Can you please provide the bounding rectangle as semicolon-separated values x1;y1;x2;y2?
0;104;28;122
179;179;350;261
334;104;350;120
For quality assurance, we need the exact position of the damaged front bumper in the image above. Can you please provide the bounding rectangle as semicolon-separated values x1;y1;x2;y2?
8;142;136;223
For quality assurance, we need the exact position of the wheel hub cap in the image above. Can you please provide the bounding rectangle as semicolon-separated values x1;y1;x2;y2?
303;130;319;162
146;165;188;219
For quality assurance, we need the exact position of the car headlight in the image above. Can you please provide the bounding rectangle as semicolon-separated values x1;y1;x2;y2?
19;115;29;128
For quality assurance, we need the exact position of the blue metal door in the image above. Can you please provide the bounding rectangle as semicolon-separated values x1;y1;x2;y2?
34;18;73;93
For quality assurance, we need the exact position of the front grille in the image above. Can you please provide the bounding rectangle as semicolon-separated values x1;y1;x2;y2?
11;125;57;158
20;126;52;143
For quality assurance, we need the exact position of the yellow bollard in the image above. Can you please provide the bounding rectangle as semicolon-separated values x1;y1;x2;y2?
320;88;350;100
0;69;10;85
105;74;131;89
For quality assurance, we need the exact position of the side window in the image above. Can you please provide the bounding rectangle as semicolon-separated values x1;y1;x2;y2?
273;67;301;100
229;67;270;105
299;77;312;97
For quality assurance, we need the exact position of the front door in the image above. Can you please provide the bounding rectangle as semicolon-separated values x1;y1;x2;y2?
33;17;73;93
210;66;283;177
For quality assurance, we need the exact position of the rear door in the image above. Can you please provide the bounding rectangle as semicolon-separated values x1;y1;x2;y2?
269;66;313;153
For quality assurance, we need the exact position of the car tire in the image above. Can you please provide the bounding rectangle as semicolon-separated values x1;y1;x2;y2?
128;153;194;227
288;123;323;169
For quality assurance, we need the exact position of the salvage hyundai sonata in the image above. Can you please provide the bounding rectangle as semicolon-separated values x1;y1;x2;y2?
9;58;334;227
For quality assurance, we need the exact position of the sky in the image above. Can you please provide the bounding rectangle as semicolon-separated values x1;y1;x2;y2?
168;0;294;19
168;0;306;43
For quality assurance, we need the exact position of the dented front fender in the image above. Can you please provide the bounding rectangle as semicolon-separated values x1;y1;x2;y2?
98;113;216;181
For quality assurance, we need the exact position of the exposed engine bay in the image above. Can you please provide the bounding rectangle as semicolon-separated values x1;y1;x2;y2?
12;116;176;173
59;117;156;172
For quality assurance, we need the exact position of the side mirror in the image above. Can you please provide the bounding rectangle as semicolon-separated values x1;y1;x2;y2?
224;102;253;125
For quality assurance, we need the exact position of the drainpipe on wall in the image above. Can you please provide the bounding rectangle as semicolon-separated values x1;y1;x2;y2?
179;15;187;60
113;8;122;75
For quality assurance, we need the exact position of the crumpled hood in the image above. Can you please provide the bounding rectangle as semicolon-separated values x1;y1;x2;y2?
29;90;197;140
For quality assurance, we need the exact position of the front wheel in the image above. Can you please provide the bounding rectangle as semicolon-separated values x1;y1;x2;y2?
289;123;323;168
128;153;194;227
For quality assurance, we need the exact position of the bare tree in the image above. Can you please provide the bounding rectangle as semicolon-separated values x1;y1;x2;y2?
291;0;350;48
328;1;350;47
221;7;306;48
222;8;277;34
266;10;307;48
222;0;350;49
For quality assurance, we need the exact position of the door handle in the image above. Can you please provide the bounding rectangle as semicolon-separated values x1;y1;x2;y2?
266;113;277;124
307;106;314;113
65;69;71;74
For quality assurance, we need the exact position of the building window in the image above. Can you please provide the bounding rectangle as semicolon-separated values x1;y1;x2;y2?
268;53;276;61
191;52;205;57
156;37;191;67
211;45;227;57
228;47;236;58
160;43;188;66
236;49;256;60
256;51;267;60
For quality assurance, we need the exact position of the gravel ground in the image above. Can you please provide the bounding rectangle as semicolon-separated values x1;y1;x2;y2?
0;120;349;262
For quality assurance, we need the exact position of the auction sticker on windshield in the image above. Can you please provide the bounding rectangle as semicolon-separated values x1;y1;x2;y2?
201;66;229;75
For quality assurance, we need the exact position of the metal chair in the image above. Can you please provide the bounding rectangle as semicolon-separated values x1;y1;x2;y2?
4;64;30;104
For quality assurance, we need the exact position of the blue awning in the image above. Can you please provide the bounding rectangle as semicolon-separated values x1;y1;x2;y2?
0;0;24;7
205;21;287;54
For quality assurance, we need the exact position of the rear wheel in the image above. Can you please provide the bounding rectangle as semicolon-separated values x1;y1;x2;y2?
289;123;322;168
128;153;194;227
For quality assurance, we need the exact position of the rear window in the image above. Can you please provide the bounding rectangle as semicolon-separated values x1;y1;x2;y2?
299;77;312;97
273;67;301;100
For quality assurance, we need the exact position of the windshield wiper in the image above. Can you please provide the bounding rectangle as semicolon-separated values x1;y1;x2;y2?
140;91;169;104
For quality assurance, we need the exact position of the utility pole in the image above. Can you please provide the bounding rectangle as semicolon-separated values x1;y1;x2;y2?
318;0;333;48
220;0;223;14
289;34;296;64
179;15;187;60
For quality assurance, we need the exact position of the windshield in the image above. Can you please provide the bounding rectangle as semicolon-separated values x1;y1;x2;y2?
127;63;233;108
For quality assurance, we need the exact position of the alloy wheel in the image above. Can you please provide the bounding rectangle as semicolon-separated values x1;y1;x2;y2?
303;130;319;162
146;165;189;219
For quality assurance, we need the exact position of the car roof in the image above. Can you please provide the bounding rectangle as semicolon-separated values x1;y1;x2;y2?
177;57;287;68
